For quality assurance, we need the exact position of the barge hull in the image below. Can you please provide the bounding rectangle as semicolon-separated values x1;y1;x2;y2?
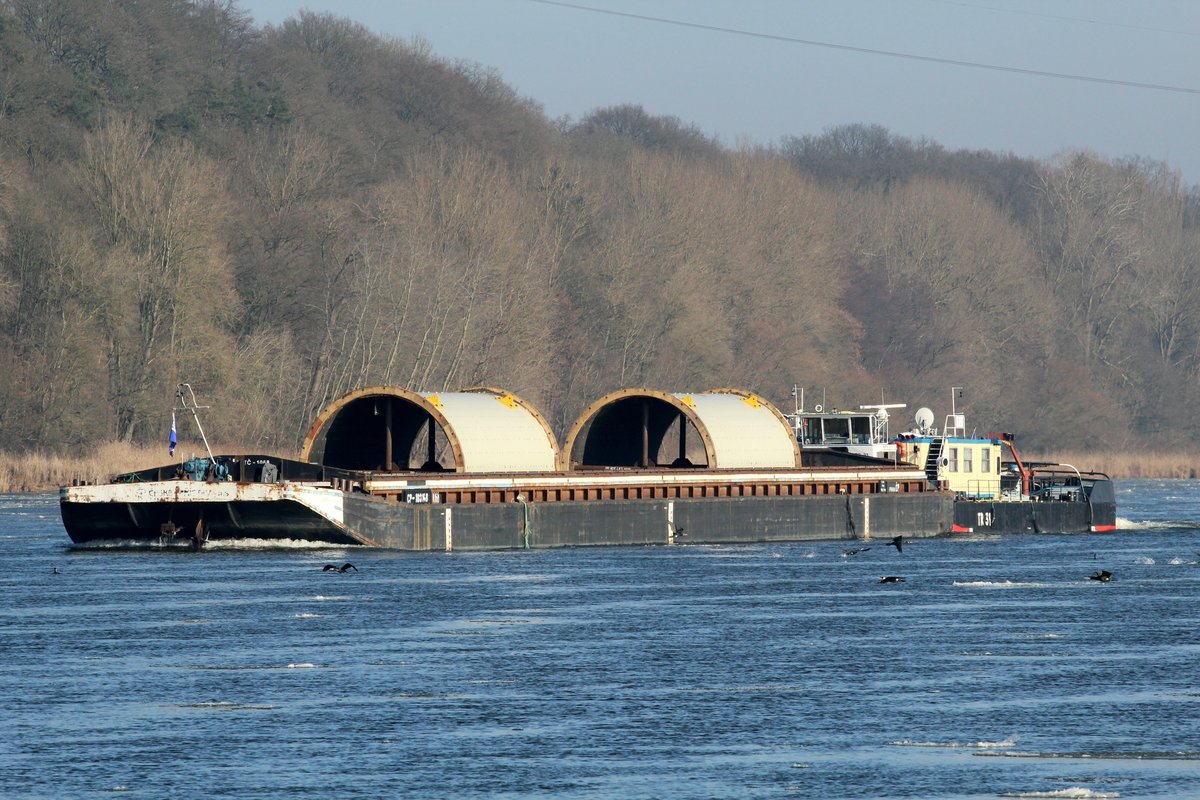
61;482;954;550
60;482;370;546
351;493;955;551
953;498;1118;534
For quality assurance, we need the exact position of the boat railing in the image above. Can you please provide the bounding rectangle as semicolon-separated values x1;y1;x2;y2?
110;455;371;487
958;478;1001;500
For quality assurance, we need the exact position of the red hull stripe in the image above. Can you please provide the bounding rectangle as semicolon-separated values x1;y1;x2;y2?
1091;524;1117;532
951;524;973;533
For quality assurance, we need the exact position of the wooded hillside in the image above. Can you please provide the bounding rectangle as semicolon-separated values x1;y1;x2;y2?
2;0;1198;454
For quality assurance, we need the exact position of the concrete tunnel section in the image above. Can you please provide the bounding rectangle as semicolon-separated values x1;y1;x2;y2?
562;388;801;471
300;386;559;473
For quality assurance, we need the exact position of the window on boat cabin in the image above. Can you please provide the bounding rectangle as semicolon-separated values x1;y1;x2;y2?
964;447;973;473
981;447;990;473
949;447;958;471
823;417;850;443
851;416;871;444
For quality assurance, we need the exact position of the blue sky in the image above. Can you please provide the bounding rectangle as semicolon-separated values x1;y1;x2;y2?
238;0;1200;183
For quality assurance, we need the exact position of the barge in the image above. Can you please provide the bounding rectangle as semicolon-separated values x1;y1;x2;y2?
59;384;1114;551
61;385;948;549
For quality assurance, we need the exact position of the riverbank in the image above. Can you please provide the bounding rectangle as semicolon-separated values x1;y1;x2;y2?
0;442;289;493
2;446;1195;493
1036;451;1200;480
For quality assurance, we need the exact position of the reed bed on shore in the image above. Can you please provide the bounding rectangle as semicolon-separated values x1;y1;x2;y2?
3;446;1196;493
0;442;290;493
1034;451;1200;480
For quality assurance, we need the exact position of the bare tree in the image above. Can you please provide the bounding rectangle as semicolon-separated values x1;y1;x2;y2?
75;113;236;441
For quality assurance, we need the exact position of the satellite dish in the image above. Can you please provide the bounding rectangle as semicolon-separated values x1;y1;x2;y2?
915;407;935;431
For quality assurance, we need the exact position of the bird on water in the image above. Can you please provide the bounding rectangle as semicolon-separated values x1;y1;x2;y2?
887;536;904;554
323;563;358;573
842;547;870;556
879;576;905;584
1088;570;1113;582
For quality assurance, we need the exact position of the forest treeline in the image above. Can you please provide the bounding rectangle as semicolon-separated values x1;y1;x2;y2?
2;0;1199;456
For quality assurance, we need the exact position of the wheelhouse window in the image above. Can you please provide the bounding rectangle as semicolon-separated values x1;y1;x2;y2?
980;447;990;473
964;448;973;473
949;447;958;471
822;417;850;443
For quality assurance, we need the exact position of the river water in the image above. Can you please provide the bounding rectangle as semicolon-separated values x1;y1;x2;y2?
1;479;1198;799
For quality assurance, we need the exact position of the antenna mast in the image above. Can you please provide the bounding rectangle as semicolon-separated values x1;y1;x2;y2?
175;384;216;464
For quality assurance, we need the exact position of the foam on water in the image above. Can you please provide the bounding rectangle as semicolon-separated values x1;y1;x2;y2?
1116;517;1200;530
892;737;1017;749
67;536;358;550
977;750;1200;760
998;790;1119;799
180;701;278;711
952;580;1056;588
206;538;361;550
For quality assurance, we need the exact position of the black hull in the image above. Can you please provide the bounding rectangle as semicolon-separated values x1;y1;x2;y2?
60;497;363;546
953;499;1118;534
61;491;954;551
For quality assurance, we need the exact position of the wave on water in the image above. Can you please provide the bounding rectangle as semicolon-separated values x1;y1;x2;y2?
69;538;190;550
892;738;1016;749
461;574;554;583
290;613;321;619
999;790;1119;799
180;701;278;711
1117;517;1200;531
207;538;362;550
1134;556;1155;565
1011;633;1066;639
959;652;1067;659
952;580;1055;588
183;663;318;672
977;750;1200;761
312;595;351;601
679;684;808;694
67;537;360;551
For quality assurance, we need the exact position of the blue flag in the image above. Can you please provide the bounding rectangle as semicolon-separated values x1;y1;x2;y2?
169;413;177;456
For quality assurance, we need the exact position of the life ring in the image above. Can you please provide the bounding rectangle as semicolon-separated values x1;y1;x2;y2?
895;441;906;460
